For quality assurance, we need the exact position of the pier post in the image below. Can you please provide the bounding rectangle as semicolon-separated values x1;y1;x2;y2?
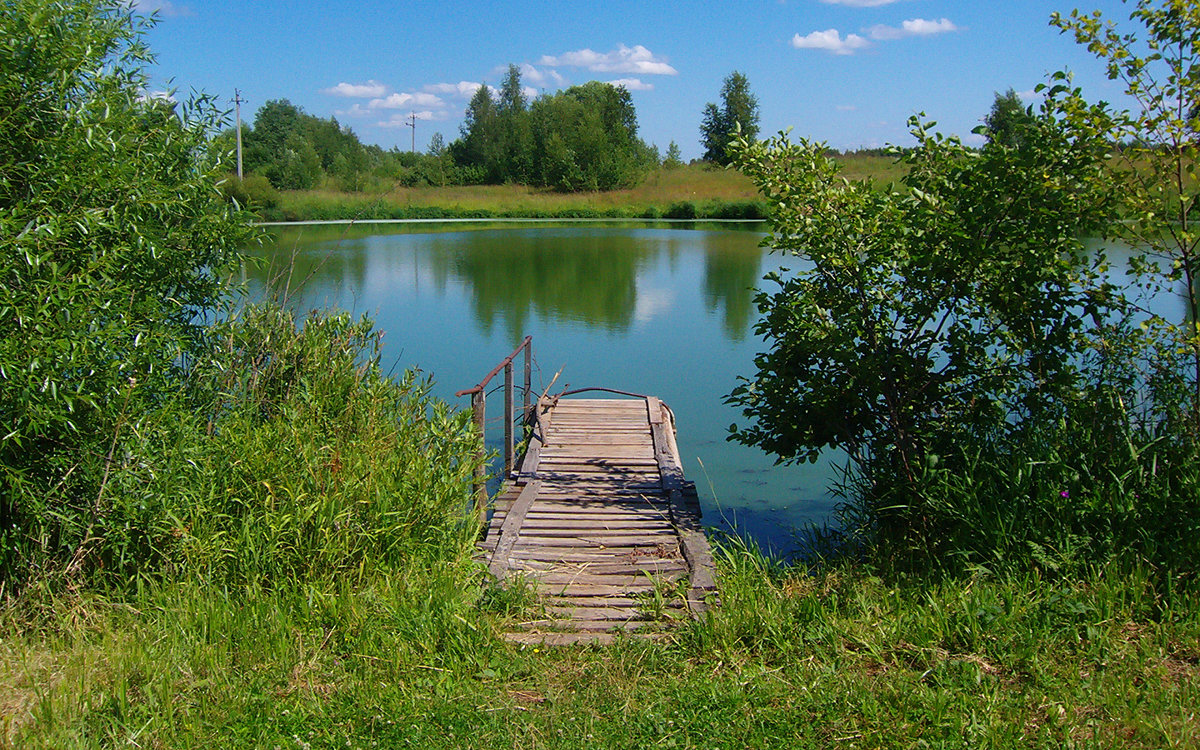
471;389;487;522
504;360;514;476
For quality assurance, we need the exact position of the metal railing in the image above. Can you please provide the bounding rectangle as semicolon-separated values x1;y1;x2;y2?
455;336;533;512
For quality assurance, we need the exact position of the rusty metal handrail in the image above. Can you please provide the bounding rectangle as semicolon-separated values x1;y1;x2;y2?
457;337;534;519
455;336;532;398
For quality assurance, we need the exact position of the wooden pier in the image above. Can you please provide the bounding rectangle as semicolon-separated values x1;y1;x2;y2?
460;340;717;644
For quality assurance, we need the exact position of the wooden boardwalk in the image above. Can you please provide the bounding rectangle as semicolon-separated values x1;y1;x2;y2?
478;394;718;644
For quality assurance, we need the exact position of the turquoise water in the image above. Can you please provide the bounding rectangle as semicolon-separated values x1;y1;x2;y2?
248;223;837;555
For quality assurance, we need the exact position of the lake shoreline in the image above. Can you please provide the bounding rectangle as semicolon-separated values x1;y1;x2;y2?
255;216;767;227
238;158;908;224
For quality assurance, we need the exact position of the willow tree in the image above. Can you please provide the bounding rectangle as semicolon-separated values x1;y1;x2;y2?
0;0;250;583
1054;0;1200;430
728;101;1120;560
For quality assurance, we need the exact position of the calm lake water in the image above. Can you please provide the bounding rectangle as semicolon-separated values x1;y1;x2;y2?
248;222;835;555
247;225;1192;556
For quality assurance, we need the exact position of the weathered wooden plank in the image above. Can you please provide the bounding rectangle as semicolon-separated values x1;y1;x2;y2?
487;479;542;580
539;449;658;458
523;619;654;632
534;485;665;494
476;394;718;638
529;499;667;509
545;431;650;437
537;583;658;597
512;548;679;561
646;396;665;425
547;428;649;435
534;481;664;492
538;459;661;470
501;631;607;646
522;517;672;528
536;462;659;471
550;417;645;424
537;462;660;471
546;606;652;622
550;596;650;607
528;503;668;514
524;508;672;520
649;414;718;614
516;397;555;482
540;456;654;465
512;534;678;548
534;471;661;481
510;532;676;544
502;632;667;646
540;448;653;457
515;527;676;540
520;519;676;532
516;531;676;544
527;505;669;516
512;560;688;575
550;403;647;413
527;571;686;586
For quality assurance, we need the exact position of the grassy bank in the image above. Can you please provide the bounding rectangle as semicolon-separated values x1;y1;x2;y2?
252;158;907;223
4;546;1197;748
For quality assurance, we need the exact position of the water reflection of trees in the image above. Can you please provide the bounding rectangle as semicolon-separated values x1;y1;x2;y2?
247;226;767;343
248;234;372;304
701;231;763;341
428;230;653;336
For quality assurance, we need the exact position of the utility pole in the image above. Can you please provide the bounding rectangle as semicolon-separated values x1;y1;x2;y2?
233;89;246;179
406;111;416;153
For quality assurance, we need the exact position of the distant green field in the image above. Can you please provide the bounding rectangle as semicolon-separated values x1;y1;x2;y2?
261;157;908;222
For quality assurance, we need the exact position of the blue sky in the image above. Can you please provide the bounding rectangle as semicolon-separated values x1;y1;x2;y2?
134;0;1137;159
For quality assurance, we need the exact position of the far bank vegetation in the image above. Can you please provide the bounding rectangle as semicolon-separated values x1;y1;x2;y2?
216;66;906;221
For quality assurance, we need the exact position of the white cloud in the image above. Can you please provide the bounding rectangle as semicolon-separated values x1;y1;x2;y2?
794;17;958;54
127;0;192;16
519;64;566;88
321;80;388;98
608;78;654;91
791;29;871;55
368;92;445;110
820;0;900;5
522;86;539;100
425;81;484;99
137;89;177;103
539;44;678;75
868;18;959;40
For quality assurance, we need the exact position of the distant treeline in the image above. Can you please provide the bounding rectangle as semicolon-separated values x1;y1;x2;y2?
217;65;669;202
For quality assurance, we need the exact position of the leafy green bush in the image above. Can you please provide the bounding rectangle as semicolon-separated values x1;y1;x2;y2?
724;104;1200;574
0;2;484;594
664;201;698;220
219;174;280;210
127;304;479;589
701;200;767;220
0;0;251;587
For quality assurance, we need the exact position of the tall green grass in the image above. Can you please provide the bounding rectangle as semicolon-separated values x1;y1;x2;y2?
2;299;482;598
5;540;1197;748
253;157;917;222
173;303;482;589
259;164;783;222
